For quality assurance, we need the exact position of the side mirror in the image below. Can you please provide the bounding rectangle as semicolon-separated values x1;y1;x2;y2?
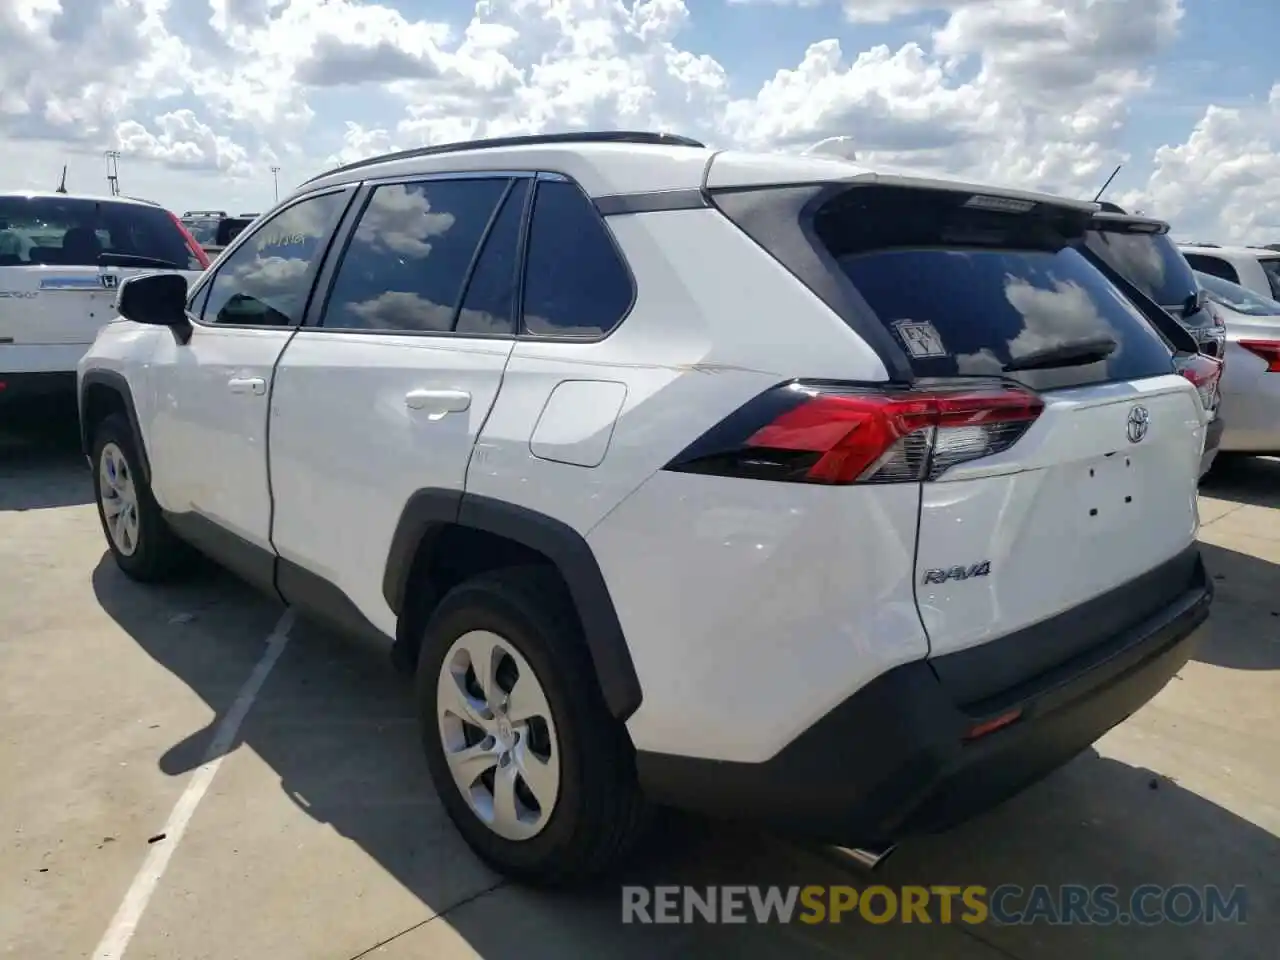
117;273;190;329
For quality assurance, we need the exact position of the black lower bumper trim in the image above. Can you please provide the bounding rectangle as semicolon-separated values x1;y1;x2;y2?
0;371;76;401
635;550;1212;846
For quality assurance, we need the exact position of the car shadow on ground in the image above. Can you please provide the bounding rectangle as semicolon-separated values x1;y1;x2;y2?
1200;455;1280;510
91;557;1278;960
0;400;92;511
1197;543;1280;670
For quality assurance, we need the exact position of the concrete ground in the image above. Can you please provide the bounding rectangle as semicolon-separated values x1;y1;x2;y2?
1;403;1276;960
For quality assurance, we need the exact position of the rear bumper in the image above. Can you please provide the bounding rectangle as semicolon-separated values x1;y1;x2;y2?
636;548;1212;845
0;370;77;402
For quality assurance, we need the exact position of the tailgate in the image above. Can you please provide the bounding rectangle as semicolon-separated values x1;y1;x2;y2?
0;266;111;345
915;374;1204;659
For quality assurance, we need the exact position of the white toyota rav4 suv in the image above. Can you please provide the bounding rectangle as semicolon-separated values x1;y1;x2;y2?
77;131;1214;885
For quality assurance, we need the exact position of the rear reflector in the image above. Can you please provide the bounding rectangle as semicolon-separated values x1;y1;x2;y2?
964;708;1023;741
1238;339;1280;373
665;380;1044;485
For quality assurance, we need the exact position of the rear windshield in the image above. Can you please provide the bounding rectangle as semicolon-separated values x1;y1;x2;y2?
1083;226;1198;309
812;188;1175;386
1196;269;1280;317
182;217;221;246
0;196;201;269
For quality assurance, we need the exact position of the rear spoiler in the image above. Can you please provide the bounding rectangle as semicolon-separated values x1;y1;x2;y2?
1087;211;1171;236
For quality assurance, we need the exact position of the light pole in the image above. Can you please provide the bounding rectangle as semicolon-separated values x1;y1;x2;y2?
270;165;281;203
104;150;122;196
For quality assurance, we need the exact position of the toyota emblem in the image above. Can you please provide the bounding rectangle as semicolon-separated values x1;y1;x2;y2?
1126;405;1150;444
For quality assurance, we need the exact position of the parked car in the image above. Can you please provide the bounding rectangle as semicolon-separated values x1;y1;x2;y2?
0;191;208;403
181;210;256;260
1179;242;1280;302
77;131;1213;885
1076;203;1225;475
1193;270;1280;457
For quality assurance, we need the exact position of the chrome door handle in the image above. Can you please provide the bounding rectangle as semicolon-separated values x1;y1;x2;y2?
405;388;472;418
228;377;266;396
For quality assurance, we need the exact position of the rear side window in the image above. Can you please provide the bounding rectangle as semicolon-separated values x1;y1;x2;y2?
1083;228;1197;309
1259;257;1280;299
1196;270;1280;317
0;195;202;270
1182;252;1239;284
322;178;509;333
521;179;632;337
812;187;1174;387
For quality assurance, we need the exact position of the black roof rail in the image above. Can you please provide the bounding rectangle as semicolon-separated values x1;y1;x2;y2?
300;130;707;187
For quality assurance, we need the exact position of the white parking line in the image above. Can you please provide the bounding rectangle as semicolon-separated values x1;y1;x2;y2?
91;609;296;960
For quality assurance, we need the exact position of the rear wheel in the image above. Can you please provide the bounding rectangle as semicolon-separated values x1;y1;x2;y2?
415;566;647;886
90;414;189;581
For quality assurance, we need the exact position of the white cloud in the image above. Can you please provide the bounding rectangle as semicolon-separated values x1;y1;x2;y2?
1122;85;1280;244
0;0;1271;245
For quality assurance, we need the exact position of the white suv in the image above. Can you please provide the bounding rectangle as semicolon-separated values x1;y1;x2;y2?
1;191;208;402
1179;242;1280;302
77;132;1214;885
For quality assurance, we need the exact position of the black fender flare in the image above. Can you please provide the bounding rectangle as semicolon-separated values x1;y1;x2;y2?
78;370;151;484
384;489;643;721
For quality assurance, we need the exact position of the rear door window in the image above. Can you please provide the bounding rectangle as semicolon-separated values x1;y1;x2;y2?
813;187;1175;388
0;195;202;270
1259;257;1280;299
1083;228;1198;310
1181;252;1240;284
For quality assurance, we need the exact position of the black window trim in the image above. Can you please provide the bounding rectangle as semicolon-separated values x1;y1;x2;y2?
185;184;358;331
299;168;639;345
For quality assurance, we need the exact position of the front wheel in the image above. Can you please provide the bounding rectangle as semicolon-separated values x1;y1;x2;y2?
90;414;189;582
415;566;648;886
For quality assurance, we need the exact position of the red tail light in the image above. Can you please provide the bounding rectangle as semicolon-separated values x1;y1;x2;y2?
1175;353;1223;411
665;381;1044;485
168;211;211;269
1238;339;1280;373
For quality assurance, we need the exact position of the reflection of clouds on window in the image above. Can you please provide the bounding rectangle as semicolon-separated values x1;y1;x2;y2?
228;255;311;301
343;292;516;335
355;185;456;259
1003;276;1113;357
954;273;1120;373
346;291;454;331
522;313;611;338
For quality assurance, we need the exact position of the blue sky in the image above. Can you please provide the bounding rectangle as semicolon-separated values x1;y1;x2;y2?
1;1;1278;240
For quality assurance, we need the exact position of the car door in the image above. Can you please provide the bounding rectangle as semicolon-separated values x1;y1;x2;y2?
269;173;527;637
144;188;353;588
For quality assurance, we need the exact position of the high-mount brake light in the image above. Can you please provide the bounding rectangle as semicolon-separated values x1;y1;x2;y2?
665;382;1044;485
962;194;1036;214
1238;339;1280;373
168;211;211;269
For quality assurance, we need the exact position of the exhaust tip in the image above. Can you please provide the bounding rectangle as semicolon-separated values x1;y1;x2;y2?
833;843;898;871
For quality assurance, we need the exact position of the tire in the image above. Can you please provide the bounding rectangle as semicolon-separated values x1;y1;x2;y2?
415;565;648;886
90;413;190;582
